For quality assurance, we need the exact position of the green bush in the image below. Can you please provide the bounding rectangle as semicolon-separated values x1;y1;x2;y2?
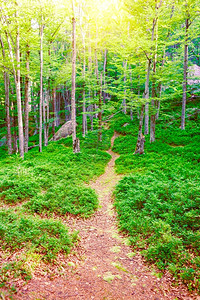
0;209;76;261
113;114;200;291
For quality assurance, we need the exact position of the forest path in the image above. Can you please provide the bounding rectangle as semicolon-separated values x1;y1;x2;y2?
16;133;194;300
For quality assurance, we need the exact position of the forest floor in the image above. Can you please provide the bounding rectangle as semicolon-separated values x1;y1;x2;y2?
13;133;198;300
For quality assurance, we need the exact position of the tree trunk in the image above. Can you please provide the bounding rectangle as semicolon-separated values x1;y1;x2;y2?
122;61;127;114
43;92;47;146
52;87;56;141
144;58;151;136
98;73;103;142
103;49;107;103
71;3;80;153
0;35;12;154
150;18;158;143
134;105;145;154
46;91;50;146
12;104;18;153
144;6;159;135
5;73;12;154
181;18;189;130
39;22;44;152
82;40;87;137
16;17;24;158
24;45;30;152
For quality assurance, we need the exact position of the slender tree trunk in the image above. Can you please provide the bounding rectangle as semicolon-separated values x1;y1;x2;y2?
80;18;87;137
144;1;160;135
43;92;47;146
181;18;189;130
12;104;18;153
150;18;158;143
88;28;93;131
56;93;60;126
52;87;56;140
24;45;30;152
46;91;49;145
122;61;127;114
103;49;107;103
98;73;103;142
6;13;24;157
134;55;151;154
0;35;12;154
71;4;80;153
39;22;44;152
134;105;145;154
16;17;24;158
156;49;165;120
129;66;133;120
5;73;12;154
82;42;87;137
95;40;102;142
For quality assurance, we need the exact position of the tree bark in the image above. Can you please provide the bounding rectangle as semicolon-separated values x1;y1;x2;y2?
144;2;161;135
134;105;145;154
52;87;56;141
39;22;44;152
150;17;158;143
15;14;24;158
24;45;30;152
0;35;12;154
103;49;107;103
6;11;24;158
71;3;80;153
122;61;127;114
98;73;103;142
181;18;189;130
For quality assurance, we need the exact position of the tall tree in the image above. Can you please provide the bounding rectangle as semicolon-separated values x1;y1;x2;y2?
71;0;80;153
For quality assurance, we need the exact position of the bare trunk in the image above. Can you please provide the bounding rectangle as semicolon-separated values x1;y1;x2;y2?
0;35;12;154
181;18;189;130
46;92;49;145
150;18;158;143
24;46;30;152
16;18;24;158
5;73;12;154
144;58;151;136
122;61;127;114
13;106;18;153
144;8;158;135
98;73;102;142
56;93;60;127
88;28;93;131
39;23;44;152
71;5;80;153
6;15;24;157
43;93;47;146
52;87;56;141
134;105;145;155
82;49;87;137
103;49;107;103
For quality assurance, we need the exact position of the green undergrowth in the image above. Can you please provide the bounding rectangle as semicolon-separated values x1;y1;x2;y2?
0;209;76;261
0;209;77;296
110;112;138;135
0;130;112;294
57;127;114;151
113;116;200;292
0;142;111;217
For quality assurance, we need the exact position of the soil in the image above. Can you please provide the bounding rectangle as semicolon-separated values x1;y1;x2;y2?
3;133;199;299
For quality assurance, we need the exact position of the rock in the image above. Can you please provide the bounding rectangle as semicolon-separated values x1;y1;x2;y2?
50;121;77;141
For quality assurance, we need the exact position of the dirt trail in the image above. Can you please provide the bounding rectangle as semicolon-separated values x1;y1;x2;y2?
16;133;196;300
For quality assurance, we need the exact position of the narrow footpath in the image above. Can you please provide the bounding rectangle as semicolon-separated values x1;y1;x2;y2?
16;133;196;300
